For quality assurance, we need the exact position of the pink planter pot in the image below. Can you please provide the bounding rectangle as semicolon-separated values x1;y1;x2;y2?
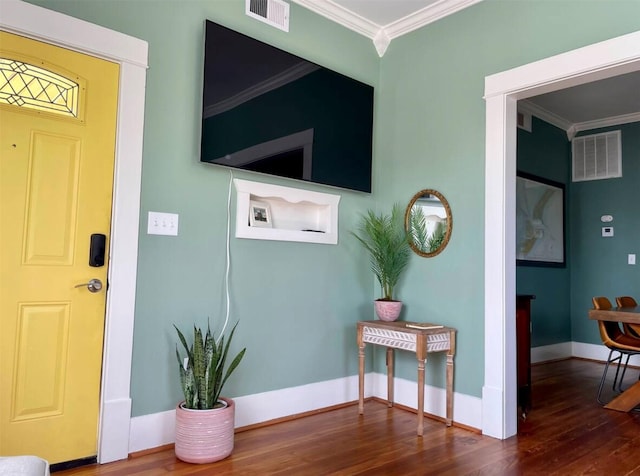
175;397;235;464
374;300;403;321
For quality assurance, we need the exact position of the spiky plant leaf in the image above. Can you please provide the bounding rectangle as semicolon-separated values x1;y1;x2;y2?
211;322;246;405
176;346;192;407
191;327;207;409
351;204;410;300
215;348;246;405
409;207;429;252
174;325;191;358
174;321;246;410
427;221;446;253
203;327;216;409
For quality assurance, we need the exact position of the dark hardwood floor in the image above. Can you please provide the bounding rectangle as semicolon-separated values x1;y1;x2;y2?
57;359;640;475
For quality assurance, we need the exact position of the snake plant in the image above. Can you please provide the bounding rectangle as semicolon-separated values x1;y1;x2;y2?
175;322;246;410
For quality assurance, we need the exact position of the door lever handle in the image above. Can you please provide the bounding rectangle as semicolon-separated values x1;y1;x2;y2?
75;278;103;293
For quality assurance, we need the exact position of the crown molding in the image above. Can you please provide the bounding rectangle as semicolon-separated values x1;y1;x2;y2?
291;0;483;56
573;111;640;137
291;0;380;39
373;29;391;57
518;100;572;134
385;0;483;40
518;99;640;140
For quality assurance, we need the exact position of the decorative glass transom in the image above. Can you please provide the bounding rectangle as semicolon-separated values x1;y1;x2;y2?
0;58;79;117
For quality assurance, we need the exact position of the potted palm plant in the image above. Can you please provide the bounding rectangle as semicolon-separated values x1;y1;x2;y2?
351;204;411;321
174;321;246;464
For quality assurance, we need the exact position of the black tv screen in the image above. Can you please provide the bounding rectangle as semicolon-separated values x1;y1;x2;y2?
200;20;374;193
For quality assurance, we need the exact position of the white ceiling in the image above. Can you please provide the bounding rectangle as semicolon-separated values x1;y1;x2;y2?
520;71;640;138
292;0;640;136
330;0;441;25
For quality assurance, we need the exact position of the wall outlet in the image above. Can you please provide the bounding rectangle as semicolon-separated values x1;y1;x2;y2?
629;254;636;265
148;211;179;236
601;226;614;237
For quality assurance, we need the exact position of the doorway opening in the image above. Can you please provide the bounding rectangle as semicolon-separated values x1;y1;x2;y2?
483;30;640;439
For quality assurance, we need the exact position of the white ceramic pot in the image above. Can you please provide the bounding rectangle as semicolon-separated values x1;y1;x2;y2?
175;397;235;464
374;300;403;321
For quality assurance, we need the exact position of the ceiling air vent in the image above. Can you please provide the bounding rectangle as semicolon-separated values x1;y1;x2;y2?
246;0;290;32
572;130;622;182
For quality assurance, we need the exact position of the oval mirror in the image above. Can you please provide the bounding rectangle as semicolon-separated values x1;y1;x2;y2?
404;189;452;257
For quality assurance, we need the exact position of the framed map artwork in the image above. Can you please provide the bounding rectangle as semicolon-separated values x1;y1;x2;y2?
516;172;565;267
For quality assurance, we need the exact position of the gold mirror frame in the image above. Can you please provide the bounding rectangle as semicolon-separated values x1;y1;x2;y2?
404;189;452;258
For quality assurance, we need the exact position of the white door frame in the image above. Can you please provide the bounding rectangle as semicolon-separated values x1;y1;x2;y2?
1;0;147;463
483;29;640;439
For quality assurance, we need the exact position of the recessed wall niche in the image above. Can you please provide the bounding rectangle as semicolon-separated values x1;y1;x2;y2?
234;179;340;245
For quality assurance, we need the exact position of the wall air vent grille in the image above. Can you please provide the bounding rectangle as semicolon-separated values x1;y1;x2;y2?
246;0;290;32
572;130;622;182
517;111;532;132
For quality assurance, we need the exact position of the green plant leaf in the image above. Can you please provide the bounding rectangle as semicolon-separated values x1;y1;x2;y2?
409;207;428;251
427;221;446;253
211;322;246;404
174;321;245;410
203;326;216;409
351;203;410;300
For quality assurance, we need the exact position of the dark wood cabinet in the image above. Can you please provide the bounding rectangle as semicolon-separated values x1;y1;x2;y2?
516;294;535;418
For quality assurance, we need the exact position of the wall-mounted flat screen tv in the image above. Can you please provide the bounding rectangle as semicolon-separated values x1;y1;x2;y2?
200;20;374;193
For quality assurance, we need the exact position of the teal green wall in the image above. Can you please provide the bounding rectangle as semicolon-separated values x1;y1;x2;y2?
25;0;380;417
516;118;571;347
24;0;640;414
373;0;639;394
571;122;640;344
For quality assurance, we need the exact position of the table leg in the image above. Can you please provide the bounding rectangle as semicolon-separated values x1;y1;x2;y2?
604;380;640;412
417;358;425;436
446;329;456;426
387;347;394;407
446;354;454;426
358;343;365;415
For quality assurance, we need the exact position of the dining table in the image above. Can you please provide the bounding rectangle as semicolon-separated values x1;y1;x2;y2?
589;305;640;412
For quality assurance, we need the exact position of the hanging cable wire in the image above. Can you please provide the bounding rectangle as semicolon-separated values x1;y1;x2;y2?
216;170;233;344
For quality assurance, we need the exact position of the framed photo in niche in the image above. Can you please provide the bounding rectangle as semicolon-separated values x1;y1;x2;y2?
249;200;272;228
516;172;565;267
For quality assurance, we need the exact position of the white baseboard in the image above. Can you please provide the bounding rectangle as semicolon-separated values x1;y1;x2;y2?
129;374;363;453
129;372;479;454
234;374;362;427
531;342;572;363
128;407;176;453
531;341;640;367
572;341;640;367
130;342;622;454
571;341;611;362
370;373;482;430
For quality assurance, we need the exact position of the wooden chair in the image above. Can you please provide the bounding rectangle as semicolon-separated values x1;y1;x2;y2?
616;296;640;337
617;296;638;307
593;296;640;404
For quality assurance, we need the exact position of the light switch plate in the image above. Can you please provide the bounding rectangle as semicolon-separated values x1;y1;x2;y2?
630;254;636;265
602;226;614;237
148;211;179;236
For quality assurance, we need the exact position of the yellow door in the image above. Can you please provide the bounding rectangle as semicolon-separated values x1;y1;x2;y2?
0;32;119;464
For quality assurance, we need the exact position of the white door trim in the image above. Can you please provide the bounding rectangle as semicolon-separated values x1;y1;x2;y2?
483;29;640;439
1;0;148;463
